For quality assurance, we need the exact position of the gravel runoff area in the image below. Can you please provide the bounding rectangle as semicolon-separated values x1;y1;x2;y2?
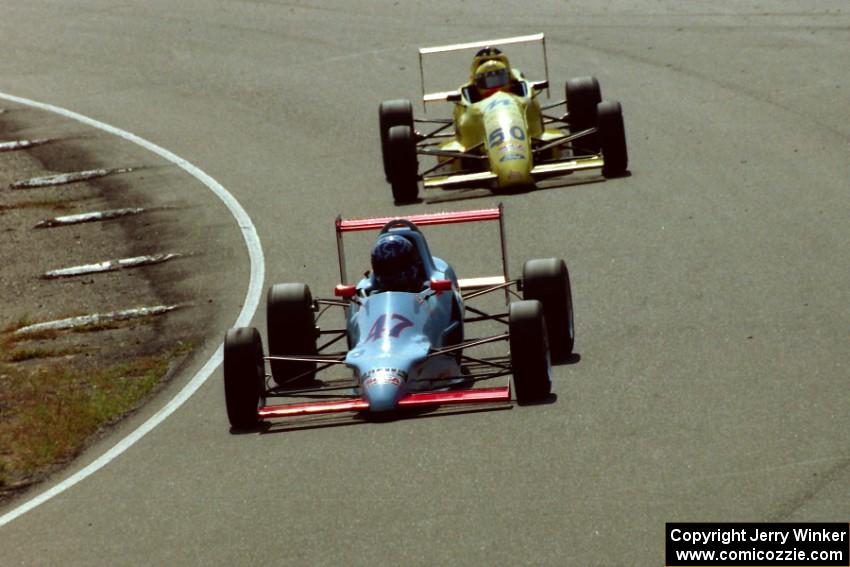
0;102;240;501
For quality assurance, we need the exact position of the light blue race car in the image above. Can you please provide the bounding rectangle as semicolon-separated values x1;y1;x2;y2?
222;206;574;430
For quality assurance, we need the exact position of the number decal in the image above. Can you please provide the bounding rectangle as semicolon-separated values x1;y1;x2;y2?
487;126;526;148
365;314;414;342
485;98;512;111
389;314;414;338
488;129;505;147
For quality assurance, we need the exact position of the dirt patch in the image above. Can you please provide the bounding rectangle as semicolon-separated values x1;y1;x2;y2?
0;102;245;501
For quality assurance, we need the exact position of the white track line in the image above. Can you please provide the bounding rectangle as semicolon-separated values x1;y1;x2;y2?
0;92;265;526
42;253;181;279
0;138;50;151
14;305;182;335
35;207;147;228
10;167;134;189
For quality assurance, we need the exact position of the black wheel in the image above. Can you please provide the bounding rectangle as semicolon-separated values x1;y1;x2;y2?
223;327;265;430
522;258;575;362
386;124;419;204
267;283;317;387
597;100;628;177
509;300;551;402
379;99;414;180
566;76;602;155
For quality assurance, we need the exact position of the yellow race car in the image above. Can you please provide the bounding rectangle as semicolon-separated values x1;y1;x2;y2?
379;33;628;203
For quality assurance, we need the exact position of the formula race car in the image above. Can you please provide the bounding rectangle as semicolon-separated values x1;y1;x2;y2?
379;33;628;203
223;206;575;430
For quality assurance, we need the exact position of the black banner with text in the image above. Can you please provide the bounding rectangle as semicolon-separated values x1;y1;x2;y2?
666;523;849;566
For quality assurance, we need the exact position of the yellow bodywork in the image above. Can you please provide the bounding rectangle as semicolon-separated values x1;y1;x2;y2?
433;73;552;189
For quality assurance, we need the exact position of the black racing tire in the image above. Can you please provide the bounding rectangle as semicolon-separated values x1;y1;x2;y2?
509;300;552;403
223;327;265;430
522;258;575;362
379;99;414;180
387;124;419;204
267;283;317;387
597;100;629;178
566;76;602;155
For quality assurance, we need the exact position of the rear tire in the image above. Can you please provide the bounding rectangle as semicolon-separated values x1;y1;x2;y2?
267;283;318;388
509;300;551;402
597;100;628;177
387;125;419;204
223;327;265;430
379;99;414;180
566;76;602;155
522;258;575;362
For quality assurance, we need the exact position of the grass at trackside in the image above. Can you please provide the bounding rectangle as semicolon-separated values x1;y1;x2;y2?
0;329;193;495
4;344;90;362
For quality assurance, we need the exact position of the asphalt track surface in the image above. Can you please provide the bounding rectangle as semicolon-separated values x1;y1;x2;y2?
2;2;849;565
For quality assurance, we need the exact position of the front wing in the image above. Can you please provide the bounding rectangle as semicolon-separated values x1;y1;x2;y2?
258;387;511;419
422;155;605;190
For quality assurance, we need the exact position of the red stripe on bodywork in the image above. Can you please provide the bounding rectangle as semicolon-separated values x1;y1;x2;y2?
337;208;501;232
257;387;511;419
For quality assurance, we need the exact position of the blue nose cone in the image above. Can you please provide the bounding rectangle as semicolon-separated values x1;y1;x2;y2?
362;371;405;413
364;382;403;412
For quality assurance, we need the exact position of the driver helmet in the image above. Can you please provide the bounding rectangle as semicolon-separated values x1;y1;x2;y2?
474;59;511;98
370;234;424;292
470;46;508;73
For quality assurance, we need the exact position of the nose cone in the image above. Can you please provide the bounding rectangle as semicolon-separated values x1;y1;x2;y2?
362;369;406;413
493;155;533;188
480;93;532;188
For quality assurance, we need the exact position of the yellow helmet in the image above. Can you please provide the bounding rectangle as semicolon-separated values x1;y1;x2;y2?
469;46;511;76
474;59;510;92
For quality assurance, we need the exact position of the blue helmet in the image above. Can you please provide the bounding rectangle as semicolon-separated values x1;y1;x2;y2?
370;234;423;292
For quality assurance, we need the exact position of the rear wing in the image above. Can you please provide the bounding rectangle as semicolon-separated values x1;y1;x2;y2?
334;205;509;292
418;33;550;108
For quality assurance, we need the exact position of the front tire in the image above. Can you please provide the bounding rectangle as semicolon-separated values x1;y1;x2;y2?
566;76;602;155
379;99;414;180
267;283;317;388
509;300;551;402
223;327;265;430
387;125;419;204
522;258;575;362
597;100;628;177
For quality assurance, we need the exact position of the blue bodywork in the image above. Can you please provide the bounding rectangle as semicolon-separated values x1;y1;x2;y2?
344;226;464;412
